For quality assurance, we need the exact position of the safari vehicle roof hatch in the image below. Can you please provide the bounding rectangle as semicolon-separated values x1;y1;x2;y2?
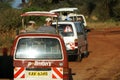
49;8;79;21
20;11;59;34
21;11;58;17
50;7;78;13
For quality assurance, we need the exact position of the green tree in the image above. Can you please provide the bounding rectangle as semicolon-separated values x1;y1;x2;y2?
110;0;120;21
0;0;21;31
0;1;12;10
85;0;96;18
0;9;21;31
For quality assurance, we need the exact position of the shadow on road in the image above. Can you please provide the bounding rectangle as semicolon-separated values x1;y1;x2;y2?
0;56;13;79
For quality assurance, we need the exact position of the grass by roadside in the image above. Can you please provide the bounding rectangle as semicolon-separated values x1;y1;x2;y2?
87;22;120;29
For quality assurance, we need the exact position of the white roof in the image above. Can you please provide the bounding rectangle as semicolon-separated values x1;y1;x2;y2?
21;11;58;17
68;13;83;16
50;8;78;13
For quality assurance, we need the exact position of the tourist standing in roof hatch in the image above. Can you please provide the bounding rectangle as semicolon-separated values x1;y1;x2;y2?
37;18;56;34
26;21;36;32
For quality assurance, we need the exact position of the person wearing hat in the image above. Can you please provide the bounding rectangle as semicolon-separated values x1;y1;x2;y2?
37;18;56;34
26;20;36;32
19;20;36;34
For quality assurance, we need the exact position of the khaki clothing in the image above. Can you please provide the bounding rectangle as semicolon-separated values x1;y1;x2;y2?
26;25;36;32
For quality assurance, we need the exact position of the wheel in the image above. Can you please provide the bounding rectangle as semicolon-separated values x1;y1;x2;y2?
69;68;73;80
77;47;82;61
77;54;82;61
83;51;89;58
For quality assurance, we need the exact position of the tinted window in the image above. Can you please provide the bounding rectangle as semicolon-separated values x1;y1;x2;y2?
77;16;84;23
15;38;62;59
69;16;84;23
74;22;84;33
52;24;74;37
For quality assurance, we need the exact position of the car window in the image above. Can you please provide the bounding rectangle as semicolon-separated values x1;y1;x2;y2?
15;38;62;59
69;16;84;23
74;22;84;33
52;24;74;37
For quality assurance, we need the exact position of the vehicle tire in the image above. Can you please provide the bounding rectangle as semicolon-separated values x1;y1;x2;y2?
77;47;82;62
69;68;73;80
84;51;89;58
77;54;82;62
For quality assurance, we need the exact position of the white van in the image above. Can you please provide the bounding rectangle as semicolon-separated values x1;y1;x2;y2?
52;21;89;61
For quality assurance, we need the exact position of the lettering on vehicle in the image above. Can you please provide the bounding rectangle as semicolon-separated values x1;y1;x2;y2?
27;61;52;67
27;62;35;67
34;61;52;66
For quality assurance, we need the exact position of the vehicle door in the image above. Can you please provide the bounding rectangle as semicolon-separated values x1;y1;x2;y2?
74;22;88;54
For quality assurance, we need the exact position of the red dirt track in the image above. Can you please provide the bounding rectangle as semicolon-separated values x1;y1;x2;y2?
69;28;120;80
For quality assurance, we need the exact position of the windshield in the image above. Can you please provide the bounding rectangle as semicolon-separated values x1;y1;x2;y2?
52;24;74;37
15;37;62;60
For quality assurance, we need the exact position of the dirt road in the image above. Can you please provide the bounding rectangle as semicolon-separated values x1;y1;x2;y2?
69;30;120;80
0;28;120;80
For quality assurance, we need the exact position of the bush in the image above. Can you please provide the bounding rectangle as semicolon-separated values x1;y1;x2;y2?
0;9;22;31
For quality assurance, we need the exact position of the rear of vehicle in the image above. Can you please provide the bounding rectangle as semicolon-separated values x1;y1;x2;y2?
52;21;88;60
53;22;78;55
11;33;69;80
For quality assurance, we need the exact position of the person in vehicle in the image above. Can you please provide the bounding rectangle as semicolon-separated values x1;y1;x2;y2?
64;25;73;32
19;20;36;33
37;18;56;34
26;21;36;32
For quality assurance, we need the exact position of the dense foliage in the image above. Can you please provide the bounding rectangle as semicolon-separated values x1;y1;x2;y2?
0;0;120;31
0;0;119;50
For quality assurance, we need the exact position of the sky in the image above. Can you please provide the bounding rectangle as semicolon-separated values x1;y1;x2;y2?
11;0;22;8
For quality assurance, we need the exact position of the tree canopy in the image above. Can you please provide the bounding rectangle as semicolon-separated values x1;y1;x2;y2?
20;0;120;21
0;0;120;31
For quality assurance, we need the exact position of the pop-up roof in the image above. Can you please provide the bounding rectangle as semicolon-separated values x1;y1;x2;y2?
21;11;58;17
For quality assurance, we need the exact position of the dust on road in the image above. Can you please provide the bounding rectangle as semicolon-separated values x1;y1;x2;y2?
69;30;120;80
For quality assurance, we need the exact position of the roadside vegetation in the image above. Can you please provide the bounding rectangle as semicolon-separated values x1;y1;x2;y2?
0;0;120;54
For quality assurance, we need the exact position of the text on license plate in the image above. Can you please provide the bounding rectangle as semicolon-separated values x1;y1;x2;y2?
28;71;48;76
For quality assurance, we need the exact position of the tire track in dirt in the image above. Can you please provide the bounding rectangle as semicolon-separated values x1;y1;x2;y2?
69;32;120;80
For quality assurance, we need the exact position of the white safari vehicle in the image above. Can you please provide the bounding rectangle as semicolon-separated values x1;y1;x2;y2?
52;21;89;61
50;8;88;61
50;7;87;27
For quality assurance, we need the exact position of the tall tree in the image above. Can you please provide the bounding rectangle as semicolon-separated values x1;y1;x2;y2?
52;0;59;3
86;1;96;18
0;0;13;10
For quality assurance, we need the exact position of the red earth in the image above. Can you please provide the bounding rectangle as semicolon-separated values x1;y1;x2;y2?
69;28;120;80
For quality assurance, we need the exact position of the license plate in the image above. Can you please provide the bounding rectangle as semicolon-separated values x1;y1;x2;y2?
28;71;48;76
26;71;52;78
